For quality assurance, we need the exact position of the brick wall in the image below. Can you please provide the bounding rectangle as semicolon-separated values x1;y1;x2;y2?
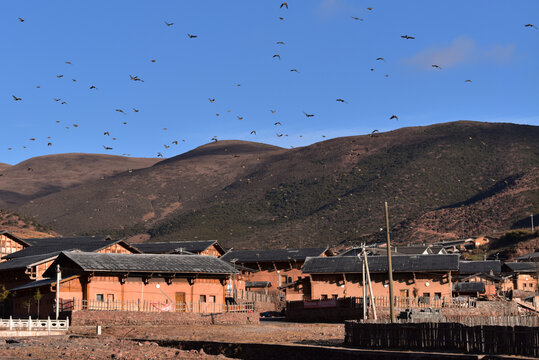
71;310;259;326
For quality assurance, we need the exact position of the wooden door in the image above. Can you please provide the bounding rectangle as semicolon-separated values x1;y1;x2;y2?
175;292;186;312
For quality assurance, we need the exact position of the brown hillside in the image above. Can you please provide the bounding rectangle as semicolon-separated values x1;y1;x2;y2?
0;209;58;238
0;153;160;208
13;121;539;249
0;163;11;172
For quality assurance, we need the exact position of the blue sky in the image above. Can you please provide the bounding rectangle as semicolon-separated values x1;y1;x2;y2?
2;0;538;164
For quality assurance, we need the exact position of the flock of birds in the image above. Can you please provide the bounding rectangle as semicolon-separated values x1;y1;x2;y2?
7;6;538;158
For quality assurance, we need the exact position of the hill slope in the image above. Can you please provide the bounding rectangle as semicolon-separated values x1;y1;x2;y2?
13;121;539;249
0;153;160;208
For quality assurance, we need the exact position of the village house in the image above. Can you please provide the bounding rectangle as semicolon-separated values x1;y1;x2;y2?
0;230;30;262
133;240;225;257
502;262;538;292
453;260;509;298
8;251;238;318
220;247;332;299
0;236;139;291
516;250;539;262
300;254;459;302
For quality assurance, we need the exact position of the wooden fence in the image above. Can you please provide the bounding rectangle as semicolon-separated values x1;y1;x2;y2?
62;299;254;314
345;321;539;357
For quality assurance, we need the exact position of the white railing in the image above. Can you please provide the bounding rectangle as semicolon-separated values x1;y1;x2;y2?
69;299;254;313
0;316;69;331
347;296;477;309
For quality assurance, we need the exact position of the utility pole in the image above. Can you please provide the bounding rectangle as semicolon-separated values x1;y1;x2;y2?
55;264;61;320
361;243;367;320
363;249;377;320
385;201;395;323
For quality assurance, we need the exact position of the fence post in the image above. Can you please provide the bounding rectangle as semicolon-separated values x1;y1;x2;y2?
28;316;32;331
9;316;12;331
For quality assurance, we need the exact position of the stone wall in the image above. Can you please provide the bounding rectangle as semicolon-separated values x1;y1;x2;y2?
71;310;259;326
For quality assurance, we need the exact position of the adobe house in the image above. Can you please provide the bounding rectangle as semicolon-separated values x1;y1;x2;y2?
220;247;332;296
0;236;139;290
9;251;238;318
502;262;538;292
516;250;539;262
455;260;505;297
133;240;225;257
0;230;30;262
301;254;459;301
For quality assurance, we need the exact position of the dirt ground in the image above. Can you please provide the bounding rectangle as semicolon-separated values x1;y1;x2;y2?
0;322;345;359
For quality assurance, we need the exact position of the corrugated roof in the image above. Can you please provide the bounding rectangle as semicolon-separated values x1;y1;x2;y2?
302;254;459;274
458;260;501;275
221;247;328;263
2;236;138;260
42;251;238;278
133;240;222;255
0;252;60;271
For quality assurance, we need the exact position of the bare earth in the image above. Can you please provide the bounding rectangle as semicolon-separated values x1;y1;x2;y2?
0;323;344;359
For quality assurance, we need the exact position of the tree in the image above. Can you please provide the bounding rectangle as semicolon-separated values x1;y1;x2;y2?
33;289;44;318
0;285;9;303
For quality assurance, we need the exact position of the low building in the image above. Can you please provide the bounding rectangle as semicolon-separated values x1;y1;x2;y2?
0;230;30;262
220;247;332;299
516;251;539;262
455;260;506;297
502;262;538;292
133;240;225;257
9;251;238;318
301;254;459;301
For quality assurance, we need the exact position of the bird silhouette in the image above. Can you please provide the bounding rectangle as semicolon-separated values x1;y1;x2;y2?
72;79;77;82
151;59;156;63
172;141;178;145
53;98;61;102
157;152;163;157
290;69;299;72
280;2;288;9
303;112;314;118
47;142;52;146
524;24;537;29
104;131;110;136
276;41;285;45
274;122;282;125
351;17;363;21
465;80;472;83
103;146;113;150
89;85;97;90
133;108;139;112
250;130;256;135
211;136;218;142
432;64;442;70
376;57;385;61
401;35;415;39
18;18;24;22
273;54;281;60
208;98;215;103
164;21;174;26
56;75;64;78
65;61;71;64
164;144;170;149
390;115;398;120
115;109;126;114
129;75;144;82
187;33;198;38
276;133;283;137
370;130;379;137
29;138;36;141
336;99;348;103
237;116;243;120
279;17;284;20
12;95;22;101
60;101;67;104
270;110;276;114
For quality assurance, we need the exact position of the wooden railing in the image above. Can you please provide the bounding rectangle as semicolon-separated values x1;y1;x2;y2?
0;317;69;331
66;299;254;313
348;296;476;309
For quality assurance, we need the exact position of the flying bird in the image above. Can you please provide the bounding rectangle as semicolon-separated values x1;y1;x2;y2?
273;54;281;60
270;110;276;114
389;115;398;120
47;142;52;146
133;108;139;112
524;24;537;29
250;130;256;135
290;69;299;72
89;85;97;90
164;21;174;26
60;101;67;104
18;17;24;22
187;33;198;38
276;41;285;45
129;74;144;82
401;35;415;39
172;141;178;145
376;57;385;61
280;2;288;9
53;98;61;102
211;136;218;142
279;17;284;20
157;152;163;157
115;109;125;114
12;95;22;101
56;75;64;78
104;131;110;136
336;99;348;103
164;144;170;149
151;59;156;63
465;79;472;83
351;17;363;21
370;130;379;137
103;146;113;150
274;122;282;125
366;7;373;10
65;61;71;64
276;133;283;137
303;112;314;118
432;64;442;69
237;116;243;120
29;138;35;141
208;98;215;103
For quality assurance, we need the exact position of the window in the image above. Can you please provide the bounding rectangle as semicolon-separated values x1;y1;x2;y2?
209;295;216;303
280;275;288;286
96;294;104;302
199;295;206;303
434;293;441;300
107;294;114;302
321;294;328;300
332;294;338;300
423;292;430;298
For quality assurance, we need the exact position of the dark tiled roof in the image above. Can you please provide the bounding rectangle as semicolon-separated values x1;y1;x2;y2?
0;252;60;271
458;260;501;275
453;282;485;293
8;275;80;292
516;252;539;261
133;240;222;255
337;247;389;257
42;251;238;278
503;262;538;273
221;247;328;264
2;236;138;260
302;254;459;274
394;246;430;255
